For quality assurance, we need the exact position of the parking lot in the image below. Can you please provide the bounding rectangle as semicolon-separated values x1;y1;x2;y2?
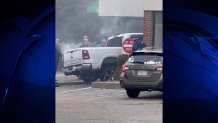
56;72;162;123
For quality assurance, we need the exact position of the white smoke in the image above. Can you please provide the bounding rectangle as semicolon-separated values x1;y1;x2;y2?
60;42;81;52
100;16;143;37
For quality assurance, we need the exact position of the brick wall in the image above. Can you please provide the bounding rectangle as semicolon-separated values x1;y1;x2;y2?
144;11;153;46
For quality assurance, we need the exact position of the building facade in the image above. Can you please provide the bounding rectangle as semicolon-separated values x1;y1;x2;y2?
98;0;163;48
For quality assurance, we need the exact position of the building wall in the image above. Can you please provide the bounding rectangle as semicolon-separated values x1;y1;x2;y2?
98;0;162;17
144;11;153;46
98;0;162;48
144;11;163;48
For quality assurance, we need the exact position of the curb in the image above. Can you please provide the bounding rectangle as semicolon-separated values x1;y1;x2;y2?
91;81;121;89
56;81;85;86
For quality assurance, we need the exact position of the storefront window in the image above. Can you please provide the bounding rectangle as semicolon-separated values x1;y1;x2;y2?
154;12;163;49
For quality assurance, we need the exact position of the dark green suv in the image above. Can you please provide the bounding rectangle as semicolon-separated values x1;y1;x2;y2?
120;49;163;98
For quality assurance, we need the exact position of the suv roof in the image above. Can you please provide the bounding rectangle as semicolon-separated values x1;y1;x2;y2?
134;48;163;53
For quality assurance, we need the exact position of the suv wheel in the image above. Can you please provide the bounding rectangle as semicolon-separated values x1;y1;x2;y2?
126;89;140;98
100;66;115;81
80;73;97;83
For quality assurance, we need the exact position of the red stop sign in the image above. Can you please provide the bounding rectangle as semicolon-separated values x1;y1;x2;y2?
122;38;134;54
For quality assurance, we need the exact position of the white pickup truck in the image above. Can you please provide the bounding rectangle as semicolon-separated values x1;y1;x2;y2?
62;33;143;83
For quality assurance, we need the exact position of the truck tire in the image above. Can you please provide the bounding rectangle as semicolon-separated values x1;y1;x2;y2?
100;66;116;81
64;72;70;76
126;89;140;98
80;73;97;83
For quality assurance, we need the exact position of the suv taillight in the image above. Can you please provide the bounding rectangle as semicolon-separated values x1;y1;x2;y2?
155;66;162;73
82;50;90;60
122;64;129;72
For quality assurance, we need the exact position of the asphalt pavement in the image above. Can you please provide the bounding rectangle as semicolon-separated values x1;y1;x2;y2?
56;72;163;123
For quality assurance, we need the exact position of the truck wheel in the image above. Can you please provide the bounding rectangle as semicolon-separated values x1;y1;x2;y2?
80;73;97;83
126;89;140;98
100;66;115;81
64;72;70;76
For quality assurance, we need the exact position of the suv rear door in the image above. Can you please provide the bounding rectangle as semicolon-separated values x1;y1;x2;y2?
125;51;163;82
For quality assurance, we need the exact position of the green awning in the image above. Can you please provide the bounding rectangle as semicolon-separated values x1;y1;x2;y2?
87;0;99;13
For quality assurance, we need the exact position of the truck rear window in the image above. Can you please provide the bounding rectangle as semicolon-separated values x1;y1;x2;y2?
107;37;122;47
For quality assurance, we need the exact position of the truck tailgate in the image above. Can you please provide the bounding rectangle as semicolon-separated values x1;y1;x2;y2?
64;49;83;67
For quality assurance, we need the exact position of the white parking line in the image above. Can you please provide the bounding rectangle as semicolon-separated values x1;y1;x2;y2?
58;87;92;94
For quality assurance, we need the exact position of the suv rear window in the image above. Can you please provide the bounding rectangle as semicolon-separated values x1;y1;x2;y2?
128;52;163;64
